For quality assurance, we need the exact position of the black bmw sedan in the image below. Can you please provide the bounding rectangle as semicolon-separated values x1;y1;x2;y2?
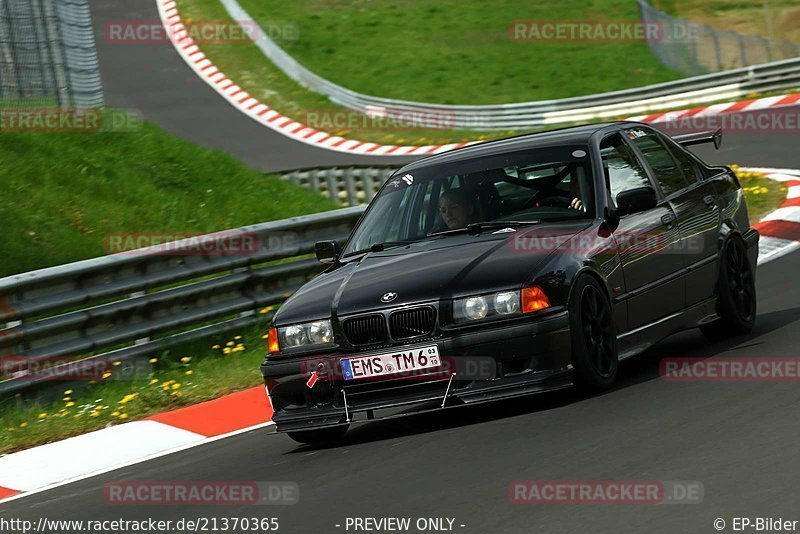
261;121;759;444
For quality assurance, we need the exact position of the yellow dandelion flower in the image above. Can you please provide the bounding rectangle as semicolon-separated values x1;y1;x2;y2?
149;358;158;363
65;401;75;407
212;344;220;349
226;341;235;347
185;370;193;375
19;422;28;428
38;413;47;419
90;411;100;417
64;389;73;395
102;371;112;379
119;414;129;420
171;391;182;397
119;393;138;404
150;378;159;384
234;335;242;340
222;348;232;354
63;397;71;402
172;383;181;390
113;361;122;366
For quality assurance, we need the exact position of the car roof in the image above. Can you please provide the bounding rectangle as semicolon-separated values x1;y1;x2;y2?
398;121;642;172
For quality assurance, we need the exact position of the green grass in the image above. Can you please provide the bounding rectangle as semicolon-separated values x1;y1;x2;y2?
0;110;337;277
0;326;270;455
734;166;787;222
654;0;800;44
234;0;683;104
175;0;685;146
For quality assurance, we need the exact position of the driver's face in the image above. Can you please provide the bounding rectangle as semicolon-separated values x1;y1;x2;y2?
439;197;472;229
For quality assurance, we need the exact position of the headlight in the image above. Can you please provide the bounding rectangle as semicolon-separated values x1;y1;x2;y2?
276;319;334;351
463;296;488;320
453;287;547;323
494;291;520;315
308;320;333;344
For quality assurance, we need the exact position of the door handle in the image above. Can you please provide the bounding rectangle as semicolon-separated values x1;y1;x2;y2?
703;195;717;208
661;213;676;228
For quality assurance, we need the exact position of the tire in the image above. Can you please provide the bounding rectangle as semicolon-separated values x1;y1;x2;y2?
700;237;756;340
568;275;619;392
287;424;349;445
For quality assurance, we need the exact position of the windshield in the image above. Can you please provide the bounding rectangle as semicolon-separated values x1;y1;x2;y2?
344;145;595;255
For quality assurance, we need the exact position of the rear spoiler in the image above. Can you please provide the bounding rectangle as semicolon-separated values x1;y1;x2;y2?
672;129;722;150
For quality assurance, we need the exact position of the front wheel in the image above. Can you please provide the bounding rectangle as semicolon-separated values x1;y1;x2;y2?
700;237;756;340
568;275;619;392
286;424;349;445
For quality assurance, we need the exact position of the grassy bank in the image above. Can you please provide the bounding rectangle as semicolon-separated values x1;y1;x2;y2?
654;0;800;44
0;111;336;277
232;0;682;104
0;326;270;455
175;0;685;146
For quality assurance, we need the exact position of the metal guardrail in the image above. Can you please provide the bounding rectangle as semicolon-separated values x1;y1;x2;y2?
0;207;366;396
219;0;800;130
640;0;800;76
281;166;398;207
0;0;103;108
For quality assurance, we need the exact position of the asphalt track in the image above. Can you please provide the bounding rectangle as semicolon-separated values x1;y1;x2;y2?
3;249;800;533
89;0;798;173
3;1;800;532
89;0;418;172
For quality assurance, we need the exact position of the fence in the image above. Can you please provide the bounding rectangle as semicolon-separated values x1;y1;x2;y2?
218;0;800;130
0;207;365;398
0;0;103;109
639;0;800;76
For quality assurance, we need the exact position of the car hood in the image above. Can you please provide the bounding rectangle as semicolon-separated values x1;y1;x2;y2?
274;221;591;324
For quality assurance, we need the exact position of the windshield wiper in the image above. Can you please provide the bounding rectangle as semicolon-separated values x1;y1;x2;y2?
341;240;416;258
428;220;541;238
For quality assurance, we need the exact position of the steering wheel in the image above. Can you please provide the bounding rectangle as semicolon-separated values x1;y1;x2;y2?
522;191;572;210
538;195;573;208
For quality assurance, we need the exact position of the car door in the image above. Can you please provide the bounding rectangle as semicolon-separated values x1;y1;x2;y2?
626;128;721;306
600;133;686;330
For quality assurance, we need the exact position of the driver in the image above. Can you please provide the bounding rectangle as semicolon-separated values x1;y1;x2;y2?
569;176;583;211
438;188;478;230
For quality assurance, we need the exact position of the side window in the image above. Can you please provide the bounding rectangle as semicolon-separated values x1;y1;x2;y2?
600;134;651;207
665;141;700;183
626;129;689;196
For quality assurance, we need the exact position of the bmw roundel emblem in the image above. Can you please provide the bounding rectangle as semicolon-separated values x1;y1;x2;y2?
381;292;398;303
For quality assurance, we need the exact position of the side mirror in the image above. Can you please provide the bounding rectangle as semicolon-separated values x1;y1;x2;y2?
315;241;340;264
616;187;657;216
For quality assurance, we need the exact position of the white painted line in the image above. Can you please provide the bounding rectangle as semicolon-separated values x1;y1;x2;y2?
758;237;800;265
0;422;274;506
0;421;204;492
761;206;800;224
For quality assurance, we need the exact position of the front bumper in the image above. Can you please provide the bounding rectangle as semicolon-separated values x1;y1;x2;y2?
261;312;572;432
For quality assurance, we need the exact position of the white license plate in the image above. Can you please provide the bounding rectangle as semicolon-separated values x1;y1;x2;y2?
341;346;440;381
